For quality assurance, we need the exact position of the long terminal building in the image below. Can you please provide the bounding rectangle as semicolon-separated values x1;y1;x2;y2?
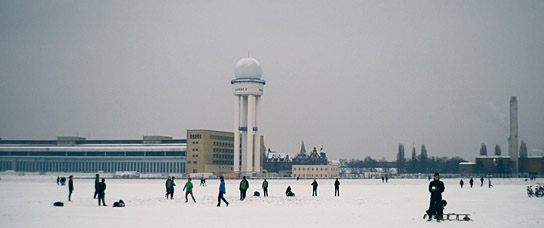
0;136;187;174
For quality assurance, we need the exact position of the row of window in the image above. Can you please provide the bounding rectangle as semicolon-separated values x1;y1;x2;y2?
189;134;202;139
212;160;233;165
210;135;234;141
213;142;233;147
295;167;334;171
213;148;233;153
0;160;185;173
294;174;332;178
213;154;233;159
0;151;186;157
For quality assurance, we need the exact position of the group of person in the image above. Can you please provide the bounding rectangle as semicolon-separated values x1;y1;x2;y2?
216;176;341;206
60;175;347;208
62;174;106;206
165;176;197;203
459;177;493;188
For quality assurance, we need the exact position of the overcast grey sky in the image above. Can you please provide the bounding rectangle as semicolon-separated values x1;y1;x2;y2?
1;0;543;161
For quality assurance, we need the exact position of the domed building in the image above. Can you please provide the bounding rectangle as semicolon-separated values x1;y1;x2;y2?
231;57;266;176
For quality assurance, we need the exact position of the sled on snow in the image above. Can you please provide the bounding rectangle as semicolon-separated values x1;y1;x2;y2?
443;213;471;221
423;213;471;221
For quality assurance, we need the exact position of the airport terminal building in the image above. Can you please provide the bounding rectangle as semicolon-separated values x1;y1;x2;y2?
0;136;187;174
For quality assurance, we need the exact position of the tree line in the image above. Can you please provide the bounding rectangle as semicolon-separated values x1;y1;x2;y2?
478;141;528;157
339;144;467;174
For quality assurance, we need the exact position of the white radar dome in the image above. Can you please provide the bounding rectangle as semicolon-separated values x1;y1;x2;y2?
234;58;263;79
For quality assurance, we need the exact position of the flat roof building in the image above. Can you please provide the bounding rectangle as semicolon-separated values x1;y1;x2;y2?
0;136;186;174
186;129;264;177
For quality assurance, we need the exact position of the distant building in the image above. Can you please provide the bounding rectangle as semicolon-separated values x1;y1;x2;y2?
291;141;328;165
459;162;476;176
186;129;264;177
0;136;186;173
459;156;544;176
292;164;339;179
459;96;544;177
263;149;292;177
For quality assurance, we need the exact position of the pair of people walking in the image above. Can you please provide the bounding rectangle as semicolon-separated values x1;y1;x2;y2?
165;176;176;199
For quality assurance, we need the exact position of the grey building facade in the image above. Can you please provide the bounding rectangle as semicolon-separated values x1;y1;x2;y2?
0;136;186;174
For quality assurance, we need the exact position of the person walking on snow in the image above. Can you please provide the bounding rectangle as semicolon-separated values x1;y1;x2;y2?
165;176;174;199
239;176;249;201
183;178;196;203
426;173;445;221
459;179;464;188
469;178;474;188
311;179;318;196
217;176;229;207
93;173;100;199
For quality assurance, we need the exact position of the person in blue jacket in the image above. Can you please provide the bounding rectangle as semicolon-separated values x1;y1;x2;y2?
217;176;229;207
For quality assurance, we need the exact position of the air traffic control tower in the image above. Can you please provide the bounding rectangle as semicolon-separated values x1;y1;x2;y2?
231;58;266;175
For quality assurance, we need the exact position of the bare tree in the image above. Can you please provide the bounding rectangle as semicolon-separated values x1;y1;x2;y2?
480;143;487;156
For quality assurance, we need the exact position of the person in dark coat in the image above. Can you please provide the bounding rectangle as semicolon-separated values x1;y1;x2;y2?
239;176;249;201
97;178;107;206
93;173;100;199
165;176;174;199
285;186;295;197
469;178;474;188
68;175;74;202
334;178;340;196
262;179;269;197
459;179;464;188
311;179;318;196
426;173;445;221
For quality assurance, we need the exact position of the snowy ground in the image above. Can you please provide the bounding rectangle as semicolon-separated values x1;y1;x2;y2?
0;174;543;228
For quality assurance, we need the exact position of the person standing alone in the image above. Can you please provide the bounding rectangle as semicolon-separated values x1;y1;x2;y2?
426;173;445;221
311;179;318;196
97;178;107;206
217;176;229;207
334;178;340;196
262;179;269;197
239;176;249;201
68;175;74;202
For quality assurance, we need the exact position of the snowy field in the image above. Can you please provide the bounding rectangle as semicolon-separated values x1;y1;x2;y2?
0;174;543;228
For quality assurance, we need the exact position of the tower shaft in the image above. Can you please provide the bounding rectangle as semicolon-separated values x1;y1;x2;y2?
510;96;518;175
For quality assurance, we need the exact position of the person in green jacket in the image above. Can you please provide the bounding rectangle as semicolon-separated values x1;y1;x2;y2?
262;179;269;197
183;178;196;203
239;176;249;200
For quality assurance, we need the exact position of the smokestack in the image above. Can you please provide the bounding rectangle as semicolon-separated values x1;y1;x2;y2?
509;96;519;175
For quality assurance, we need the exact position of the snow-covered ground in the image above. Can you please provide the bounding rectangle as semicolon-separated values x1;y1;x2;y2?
0;174;542;228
